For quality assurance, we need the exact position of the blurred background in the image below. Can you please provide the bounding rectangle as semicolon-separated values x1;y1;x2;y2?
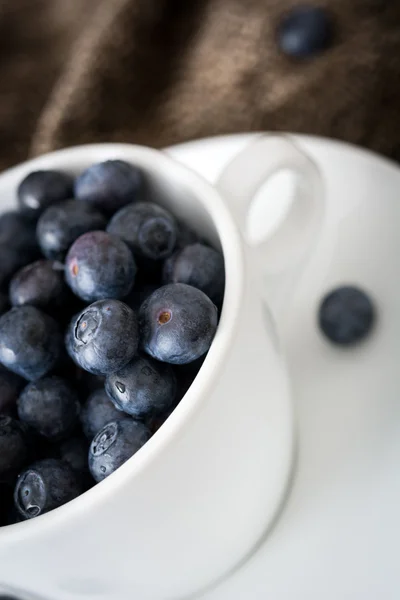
0;0;399;171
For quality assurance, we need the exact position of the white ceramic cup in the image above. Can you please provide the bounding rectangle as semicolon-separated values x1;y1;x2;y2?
0;135;324;600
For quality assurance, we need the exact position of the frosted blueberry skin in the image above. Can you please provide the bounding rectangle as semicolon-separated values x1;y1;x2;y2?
14;458;82;520
17;170;74;221
75;160;144;215
17;376;80;440
139;283;218;365
107;201;177;261
318;286;375;345
65;231;136;303
80;388;127;439
277;6;335;59
66;299;139;376
89;419;151;482
37;199;107;261
105;354;177;419
9;260;72;314
0;306;63;381
163;242;225;305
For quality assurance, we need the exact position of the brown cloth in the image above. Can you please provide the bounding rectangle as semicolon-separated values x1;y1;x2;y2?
0;0;399;172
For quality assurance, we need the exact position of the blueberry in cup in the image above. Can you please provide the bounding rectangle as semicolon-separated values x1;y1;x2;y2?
80;388;127;440
139;283;218;365
0;156;226;525
0;306;63;381
66;299;139;376
89;419;151;482
105;355;177;420
65;231;136;303
14;458;82;520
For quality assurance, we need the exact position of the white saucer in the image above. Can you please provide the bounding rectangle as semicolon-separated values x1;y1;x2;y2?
166;135;400;600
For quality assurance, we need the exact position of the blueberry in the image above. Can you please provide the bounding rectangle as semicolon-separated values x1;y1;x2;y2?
14;458;82;520
75;160;143;215
0;365;25;415
9;260;71;314
17;376;80;440
105;355;177;419
66;299;139;376
0;306;63;381
0;293;9;316
139;283;218;364
0;245;40;292
318;286;375;345
0;416;30;476
89;419;151;482
80;388;126;439
37;199;107;261
163;243;225;305
0;211;38;250
65;231;136;302
17;170;73;221
277;6;335;59
107;202;177;261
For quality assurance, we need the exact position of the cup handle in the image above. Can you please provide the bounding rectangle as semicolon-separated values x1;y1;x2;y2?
216;134;325;322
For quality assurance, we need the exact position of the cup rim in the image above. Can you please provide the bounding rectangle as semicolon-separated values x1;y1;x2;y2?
0;143;245;539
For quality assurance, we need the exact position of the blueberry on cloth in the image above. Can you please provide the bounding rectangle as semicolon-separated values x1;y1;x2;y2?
277;6;335;59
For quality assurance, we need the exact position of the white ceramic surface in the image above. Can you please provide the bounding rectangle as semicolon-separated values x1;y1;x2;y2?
166;134;400;600
0;136;324;600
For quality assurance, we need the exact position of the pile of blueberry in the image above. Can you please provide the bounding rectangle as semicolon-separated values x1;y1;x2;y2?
0;160;225;524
